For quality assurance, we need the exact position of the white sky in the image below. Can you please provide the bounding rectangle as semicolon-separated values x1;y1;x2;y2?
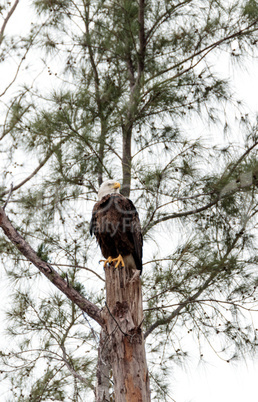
1;1;258;401
174;358;258;402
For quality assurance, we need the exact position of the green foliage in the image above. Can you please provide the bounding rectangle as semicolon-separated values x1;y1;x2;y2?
243;0;258;20
1;288;97;400
33;0;70;14
36;242;50;262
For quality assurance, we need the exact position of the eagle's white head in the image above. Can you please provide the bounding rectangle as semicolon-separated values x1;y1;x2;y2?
97;179;121;200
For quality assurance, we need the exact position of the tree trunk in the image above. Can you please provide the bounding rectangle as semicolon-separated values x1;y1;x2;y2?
121;126;132;198
95;328;112;402
103;256;151;402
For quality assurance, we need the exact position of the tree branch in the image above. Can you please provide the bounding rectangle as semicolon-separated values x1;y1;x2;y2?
2;182;13;210
143;198;218;235
144;298;258;314
51;262;105;282
0;14;49;98
60;343;90;386
0;0;20;45
0;206;105;327
137;0;146;78
84;2;107;187
145;0;193;44
144;271;217;339
144;19;258;86
0;138;68;199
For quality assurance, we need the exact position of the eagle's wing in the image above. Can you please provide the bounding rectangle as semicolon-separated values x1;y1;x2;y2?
126;198;143;273
89;214;94;236
90;195;110;236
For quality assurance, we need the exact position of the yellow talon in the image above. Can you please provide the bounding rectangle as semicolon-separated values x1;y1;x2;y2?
100;254;125;269
112;254;125;269
100;256;113;268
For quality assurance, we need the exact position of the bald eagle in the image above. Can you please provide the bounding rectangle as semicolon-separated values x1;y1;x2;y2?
90;180;142;274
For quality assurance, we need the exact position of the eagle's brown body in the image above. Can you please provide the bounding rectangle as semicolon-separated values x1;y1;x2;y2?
90;193;142;273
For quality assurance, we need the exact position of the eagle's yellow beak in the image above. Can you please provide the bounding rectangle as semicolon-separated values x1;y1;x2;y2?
113;182;121;189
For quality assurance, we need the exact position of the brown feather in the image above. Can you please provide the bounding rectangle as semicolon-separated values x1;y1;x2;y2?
90;194;142;273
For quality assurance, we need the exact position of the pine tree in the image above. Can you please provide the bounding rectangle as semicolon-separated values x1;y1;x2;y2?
0;0;258;400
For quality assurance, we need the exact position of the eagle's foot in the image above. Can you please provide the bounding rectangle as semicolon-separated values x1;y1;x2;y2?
100;255;125;269
100;256;114;268
112;254;125;269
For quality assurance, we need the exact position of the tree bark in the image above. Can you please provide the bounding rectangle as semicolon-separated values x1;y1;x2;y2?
0;0;20;45
95;328;112;402
103;256;151;402
121;126;132;198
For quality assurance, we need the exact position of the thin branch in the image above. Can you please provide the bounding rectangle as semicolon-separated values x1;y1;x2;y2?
0;15;50;98
144;19;258;86
144;271;217;339
64;118;112;180
60;343;90;386
83;1;108;187
143;198;218;235
105;302;129;337
51;262;105;282
220;140;258;183
2;182;13;210
0;0;20;45
143;142;258;234
148;371;176;402
145;0;193;44
144;298;258;313
82;311;100;344
0;138;68;198
0;45;31;98
137;0;146;78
